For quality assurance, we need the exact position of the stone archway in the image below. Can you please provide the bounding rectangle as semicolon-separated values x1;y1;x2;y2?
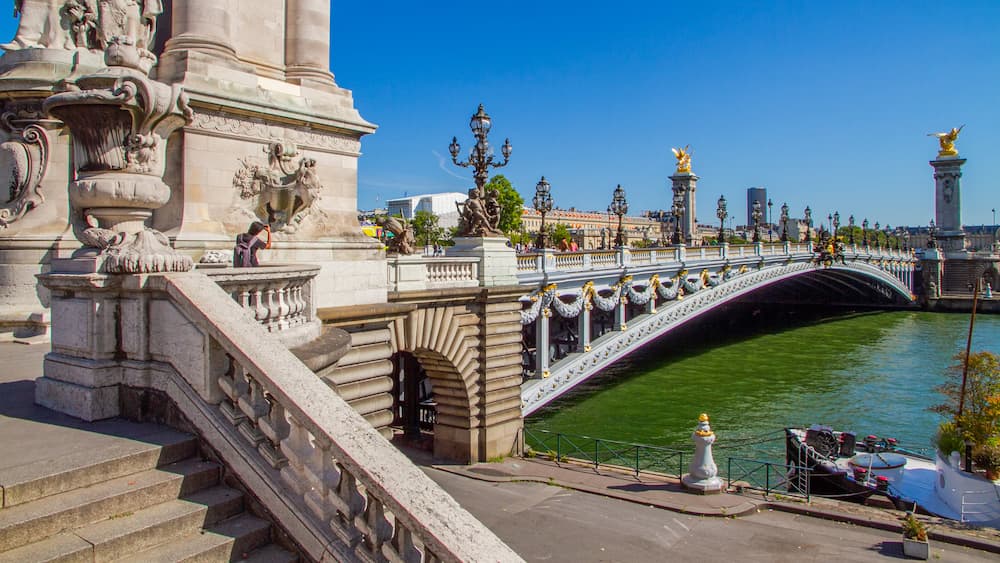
388;287;524;463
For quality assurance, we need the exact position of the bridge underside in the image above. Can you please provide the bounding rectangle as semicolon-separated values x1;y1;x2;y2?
521;261;916;416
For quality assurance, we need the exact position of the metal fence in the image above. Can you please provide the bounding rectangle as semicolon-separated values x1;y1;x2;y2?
522;428;811;500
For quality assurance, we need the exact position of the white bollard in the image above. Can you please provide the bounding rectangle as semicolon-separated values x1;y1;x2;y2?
682;413;725;494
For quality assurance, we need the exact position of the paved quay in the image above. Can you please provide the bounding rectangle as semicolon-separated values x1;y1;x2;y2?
3;342;999;561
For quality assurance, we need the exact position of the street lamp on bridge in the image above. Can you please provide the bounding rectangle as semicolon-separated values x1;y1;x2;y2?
533;176;553;249
752;199;762;243
609;184;628;247
848;215;856;245
862;218;869;247
874;222;881;249
833;212;841;240
780;202;789;242
928;219;938;248
716;195;728;243
767;198;774;242
448;104;512;195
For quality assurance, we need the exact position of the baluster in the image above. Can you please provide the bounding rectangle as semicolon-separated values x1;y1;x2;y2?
334;463;367;529
219;360;249;426
257;393;290;468
237;376;269;445
390;523;423;563
252;287;267;322
277;283;291;329
264;287;280;330
361;491;393;556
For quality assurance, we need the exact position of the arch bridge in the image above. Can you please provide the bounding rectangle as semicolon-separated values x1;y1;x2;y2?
515;242;917;415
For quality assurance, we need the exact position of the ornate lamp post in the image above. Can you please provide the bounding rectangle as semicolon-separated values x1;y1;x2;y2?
833;211;841;240
609;184;628;247
780;202;790;242
448;105;511;237
928;219;938;248
848;214;856;245
532;176;553;249
804;206;812;242
874;221;881;249
716;195;728;243
752;200;763;243
883;225;892;250
862;218;869;246
767;198;774;242
903;229;910;251
671;197;686;245
448;104;511;193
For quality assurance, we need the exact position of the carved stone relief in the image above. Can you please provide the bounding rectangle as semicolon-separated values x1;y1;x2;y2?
0;104;53;227
1;0;161;52
232;142;325;234
189;112;362;155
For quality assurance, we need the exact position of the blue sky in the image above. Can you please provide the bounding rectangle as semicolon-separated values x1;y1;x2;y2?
2;1;998;228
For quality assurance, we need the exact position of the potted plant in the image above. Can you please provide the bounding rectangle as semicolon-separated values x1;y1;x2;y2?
901;512;929;560
972;443;1000;481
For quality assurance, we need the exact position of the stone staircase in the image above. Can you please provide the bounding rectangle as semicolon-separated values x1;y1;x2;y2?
0;428;297;562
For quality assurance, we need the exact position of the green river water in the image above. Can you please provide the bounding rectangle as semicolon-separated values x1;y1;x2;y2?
526;309;1000;464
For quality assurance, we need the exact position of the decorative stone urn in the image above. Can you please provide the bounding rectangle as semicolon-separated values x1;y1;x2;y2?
682;413;725;494
42;36;193;273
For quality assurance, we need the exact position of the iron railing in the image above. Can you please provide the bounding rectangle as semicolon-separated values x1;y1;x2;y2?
523;429;812;500
727;457;811;500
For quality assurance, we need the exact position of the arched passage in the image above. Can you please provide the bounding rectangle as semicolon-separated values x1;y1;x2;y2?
388;287;524;463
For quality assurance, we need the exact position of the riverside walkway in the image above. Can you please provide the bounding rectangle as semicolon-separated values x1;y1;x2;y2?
3;342;998;561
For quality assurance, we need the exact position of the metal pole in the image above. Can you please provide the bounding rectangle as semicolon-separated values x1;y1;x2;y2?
958;279;980;420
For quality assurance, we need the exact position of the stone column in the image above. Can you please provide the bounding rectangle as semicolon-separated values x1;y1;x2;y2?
285;0;338;90
931;156;967;253
163;0;239;60
671;172;699;244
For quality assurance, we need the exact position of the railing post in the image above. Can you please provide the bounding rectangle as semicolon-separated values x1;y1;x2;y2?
783;241;791;255
635;446;640;477
618;246;631;267
674;245;686;262
540;248;555;274
577;302;592;353
595;439;600;470
754;241;763;257
582;252;592;270
535;306;551;378
615;292;628;331
720;242;729;259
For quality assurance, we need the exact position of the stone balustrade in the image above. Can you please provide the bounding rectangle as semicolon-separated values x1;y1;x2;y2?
386;256;479;292
201;264;321;348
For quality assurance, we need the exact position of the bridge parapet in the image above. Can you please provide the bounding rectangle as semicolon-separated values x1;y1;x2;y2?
518;244;917;414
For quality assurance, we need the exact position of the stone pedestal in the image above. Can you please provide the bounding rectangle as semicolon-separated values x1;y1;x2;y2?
682;413;725;494
931;157;967;253
670;172;699;243
447;237;518;287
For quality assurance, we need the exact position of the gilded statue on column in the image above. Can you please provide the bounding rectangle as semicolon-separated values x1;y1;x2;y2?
671;145;692;174
928;125;963;158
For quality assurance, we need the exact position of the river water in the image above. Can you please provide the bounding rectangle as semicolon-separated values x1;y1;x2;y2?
525;307;1000;464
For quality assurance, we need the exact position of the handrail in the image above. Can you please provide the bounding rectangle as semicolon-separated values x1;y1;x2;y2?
158;273;522;562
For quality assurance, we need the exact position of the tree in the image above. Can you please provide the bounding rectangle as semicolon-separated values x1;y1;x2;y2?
411;210;442;246
930;351;1000;448
548;223;571;247
484;174;523;235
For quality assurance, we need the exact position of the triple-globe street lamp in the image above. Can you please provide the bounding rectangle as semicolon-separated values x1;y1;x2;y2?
767;198;774;242
716;195;728;243
874;222;881;249
803;206;812;242
751;200;763;243
533;176;553;249
862;218;869;246
833;212;841;240
780;202;790;242
848;214;856;245
448;104;512;195
609;184;628;247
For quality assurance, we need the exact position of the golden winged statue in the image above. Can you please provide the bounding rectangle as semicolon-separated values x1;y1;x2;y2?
928;125;964;157
671;145;692;174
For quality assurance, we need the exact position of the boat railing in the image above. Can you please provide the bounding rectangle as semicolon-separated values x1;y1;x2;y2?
726;457;812;501
521;428;687;478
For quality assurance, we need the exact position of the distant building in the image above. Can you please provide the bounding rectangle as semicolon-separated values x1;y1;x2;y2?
747;187;766;226
386;192;467;229
521;207;661;249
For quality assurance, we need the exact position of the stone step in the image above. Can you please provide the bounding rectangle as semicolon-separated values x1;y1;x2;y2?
0;428;197;508
0;458;220;552
0;486;243;563
240;544;299;563
111;513;274;563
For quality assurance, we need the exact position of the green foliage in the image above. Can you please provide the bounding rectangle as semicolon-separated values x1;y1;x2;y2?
935;421;965;456
972;443;1000;475
411;210;443;246
930;351;1000;448
487;454;506;463
548;223;571;248
729;235;748;244
524;447;537;458
484;174;524;235
901;513;928;541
